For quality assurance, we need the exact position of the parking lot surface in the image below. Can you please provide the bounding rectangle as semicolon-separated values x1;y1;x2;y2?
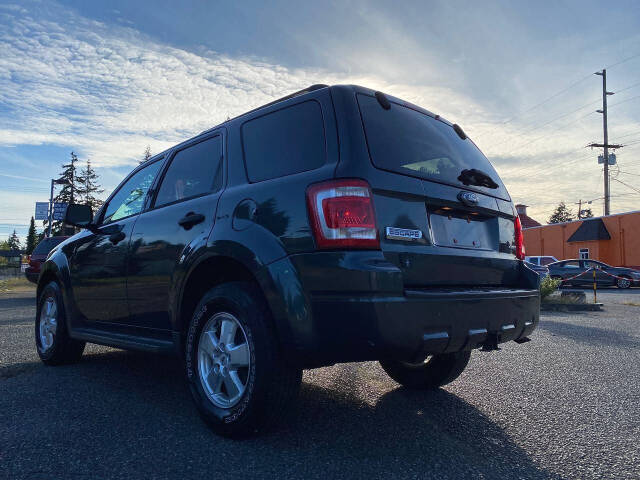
1;288;639;480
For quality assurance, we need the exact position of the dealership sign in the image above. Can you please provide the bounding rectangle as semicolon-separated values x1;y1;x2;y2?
35;202;49;220
52;202;68;221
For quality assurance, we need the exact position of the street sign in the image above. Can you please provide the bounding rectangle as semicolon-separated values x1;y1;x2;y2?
52;202;68;221
35;202;49;220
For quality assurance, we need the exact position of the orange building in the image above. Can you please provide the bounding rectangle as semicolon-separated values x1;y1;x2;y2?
523;210;640;269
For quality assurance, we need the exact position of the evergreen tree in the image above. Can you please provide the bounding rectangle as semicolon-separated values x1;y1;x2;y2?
8;229;21;251
44;152;79;235
548;202;574;224
141;145;152;164
579;208;594;219
77;158;104;212
26;217;37;254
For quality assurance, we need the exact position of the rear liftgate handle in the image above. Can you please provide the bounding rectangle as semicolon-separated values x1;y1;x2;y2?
178;212;205;230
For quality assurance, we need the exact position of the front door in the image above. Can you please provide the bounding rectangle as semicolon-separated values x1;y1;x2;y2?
69;159;163;323
127;133;224;330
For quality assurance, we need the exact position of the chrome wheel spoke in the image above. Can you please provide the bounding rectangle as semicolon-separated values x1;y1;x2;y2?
227;342;249;368
219;318;237;346
223;370;244;400
200;331;218;357
207;368;224;394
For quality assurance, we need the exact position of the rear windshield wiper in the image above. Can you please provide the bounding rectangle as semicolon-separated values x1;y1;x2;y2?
457;169;499;189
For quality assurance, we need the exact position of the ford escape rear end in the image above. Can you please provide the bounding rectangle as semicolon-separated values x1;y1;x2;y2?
37;84;539;437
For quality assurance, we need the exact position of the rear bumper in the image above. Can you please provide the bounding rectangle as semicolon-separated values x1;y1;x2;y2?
303;288;538;365
262;252;540;367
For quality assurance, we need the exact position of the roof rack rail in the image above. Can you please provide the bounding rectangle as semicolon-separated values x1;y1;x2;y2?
197;84;329;137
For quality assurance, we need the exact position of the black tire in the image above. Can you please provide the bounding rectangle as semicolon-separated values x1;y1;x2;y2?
379;351;471;389
185;281;302;437
617;276;632;289
35;281;85;365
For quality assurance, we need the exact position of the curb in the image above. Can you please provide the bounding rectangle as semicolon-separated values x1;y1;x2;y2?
541;302;603;312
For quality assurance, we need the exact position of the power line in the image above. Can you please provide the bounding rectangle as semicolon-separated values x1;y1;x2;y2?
608;93;640;109
605;52;640;69
612;177;640;194
500;111;596;156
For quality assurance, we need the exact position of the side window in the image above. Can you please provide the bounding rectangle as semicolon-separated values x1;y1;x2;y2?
541;257;554;266
564;261;580;269
154;136;223;208
242;100;326;182
102;160;162;224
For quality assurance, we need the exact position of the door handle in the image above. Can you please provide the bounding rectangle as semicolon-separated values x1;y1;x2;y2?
178;212;205;230
109;231;126;244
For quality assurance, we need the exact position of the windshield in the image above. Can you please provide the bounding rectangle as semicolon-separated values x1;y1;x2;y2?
357;94;509;199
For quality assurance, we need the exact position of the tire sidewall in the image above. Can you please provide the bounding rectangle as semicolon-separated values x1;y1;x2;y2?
35;281;66;362
185;284;267;433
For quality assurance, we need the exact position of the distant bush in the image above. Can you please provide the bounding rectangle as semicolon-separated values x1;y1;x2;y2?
540;276;561;299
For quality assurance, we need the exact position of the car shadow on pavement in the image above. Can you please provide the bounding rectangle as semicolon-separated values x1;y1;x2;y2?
539;320;639;348
1;350;559;480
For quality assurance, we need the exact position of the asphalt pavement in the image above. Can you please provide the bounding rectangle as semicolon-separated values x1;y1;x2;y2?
1;288;639;480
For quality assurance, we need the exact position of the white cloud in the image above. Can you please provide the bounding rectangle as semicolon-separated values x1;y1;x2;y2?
0;1;638;225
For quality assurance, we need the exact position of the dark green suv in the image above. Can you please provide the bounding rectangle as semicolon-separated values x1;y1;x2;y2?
36;84;539;437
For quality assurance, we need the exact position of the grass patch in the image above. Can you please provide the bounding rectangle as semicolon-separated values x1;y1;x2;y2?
623;301;640;307
0;276;35;293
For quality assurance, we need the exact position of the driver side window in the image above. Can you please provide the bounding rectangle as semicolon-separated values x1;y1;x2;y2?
102;160;162;224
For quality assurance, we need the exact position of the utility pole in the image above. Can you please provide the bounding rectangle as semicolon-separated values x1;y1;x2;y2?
593;69;615;216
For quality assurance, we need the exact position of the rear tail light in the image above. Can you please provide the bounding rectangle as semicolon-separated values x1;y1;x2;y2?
514;215;525;260
306;179;380;249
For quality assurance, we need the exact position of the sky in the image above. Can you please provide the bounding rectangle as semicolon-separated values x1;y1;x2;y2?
1;0;640;241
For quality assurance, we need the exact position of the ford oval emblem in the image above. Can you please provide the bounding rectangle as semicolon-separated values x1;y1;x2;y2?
458;191;479;207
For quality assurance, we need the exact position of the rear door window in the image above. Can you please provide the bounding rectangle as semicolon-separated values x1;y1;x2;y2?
242;100;326;182
563;261;580;269
154;135;223;208
357;94;509;199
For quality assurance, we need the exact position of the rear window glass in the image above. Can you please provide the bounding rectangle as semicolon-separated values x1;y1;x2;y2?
242;101;326;182
357;94;509;198
33;237;65;255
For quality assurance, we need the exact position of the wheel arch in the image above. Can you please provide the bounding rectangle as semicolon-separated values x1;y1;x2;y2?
174;247;288;355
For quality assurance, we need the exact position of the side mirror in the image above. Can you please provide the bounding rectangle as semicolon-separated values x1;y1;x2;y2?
64;204;93;229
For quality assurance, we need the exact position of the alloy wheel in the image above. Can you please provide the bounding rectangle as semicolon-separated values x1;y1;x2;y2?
39;296;58;352
617;277;631;289
197;312;251;409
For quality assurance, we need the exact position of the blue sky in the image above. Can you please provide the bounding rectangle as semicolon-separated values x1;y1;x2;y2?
1;0;640;241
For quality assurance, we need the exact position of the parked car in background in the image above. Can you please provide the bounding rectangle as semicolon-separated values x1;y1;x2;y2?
525;261;549;278
525;255;558;266
548;259;640;289
25;236;69;283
